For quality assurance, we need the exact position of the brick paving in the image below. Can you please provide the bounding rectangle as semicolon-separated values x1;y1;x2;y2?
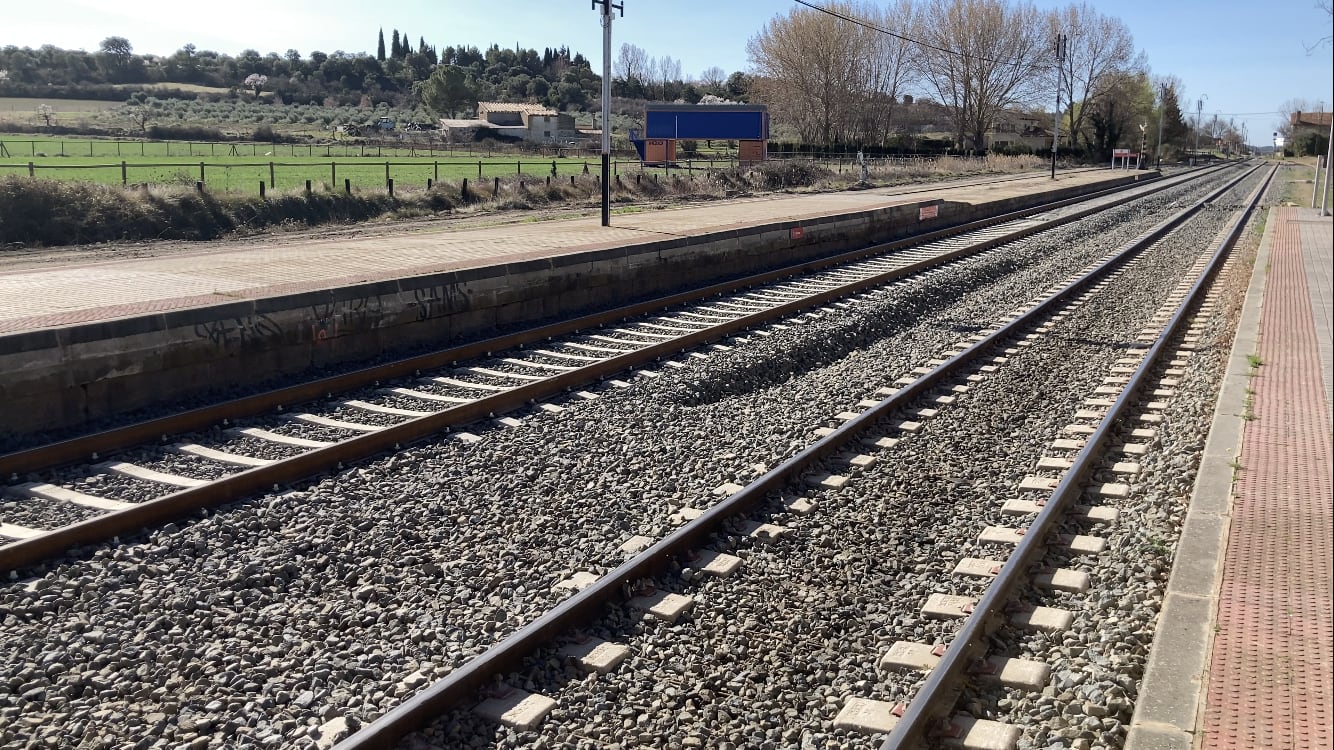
0;171;1118;335
1201;208;1333;749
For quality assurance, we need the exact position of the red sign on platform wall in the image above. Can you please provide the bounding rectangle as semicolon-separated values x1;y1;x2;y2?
790;226;805;240
919;205;939;221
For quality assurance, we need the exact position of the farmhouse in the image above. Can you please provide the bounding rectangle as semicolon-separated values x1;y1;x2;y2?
439;102;592;145
985;111;1052;151
1290;110;1332;133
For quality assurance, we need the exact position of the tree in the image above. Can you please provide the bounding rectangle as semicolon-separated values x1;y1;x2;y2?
244;73;268;96
420;64;477;117
97;36;134;83
377;29;386;62
1087;70;1153;158
725;71;751;100
748;3;866;144
1049;3;1138;152
1154;75;1189;156
1305;0;1332;53
699;66;727;93
747;1;916;146
125;92;152;133
36;103;54;127
914;0;1047;151
614;43;649;88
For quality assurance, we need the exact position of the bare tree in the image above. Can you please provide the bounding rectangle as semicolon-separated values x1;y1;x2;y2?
1049;3;1138;151
1304;0;1332;52
747;1;894;145
914;0;1048;151
614;43;649;86
851;0;918;145
652;55;682;100
36;103;54;127
699;66;727;93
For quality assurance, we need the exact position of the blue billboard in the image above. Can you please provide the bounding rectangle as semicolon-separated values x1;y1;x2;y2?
644;104;769;141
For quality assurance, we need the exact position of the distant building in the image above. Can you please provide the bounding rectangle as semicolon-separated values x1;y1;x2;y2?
1290;110;1332;135
439;102;591;145
985;111;1052;151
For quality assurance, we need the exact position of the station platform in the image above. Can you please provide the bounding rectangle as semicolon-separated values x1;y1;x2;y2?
0;168;1147;437
1128;206;1333;749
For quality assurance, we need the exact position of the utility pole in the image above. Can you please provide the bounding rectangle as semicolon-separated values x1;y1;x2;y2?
1051;33;1066;179
593;0;623;227
1323;111;1332;216
1154;83;1166;170
1191;95;1205;167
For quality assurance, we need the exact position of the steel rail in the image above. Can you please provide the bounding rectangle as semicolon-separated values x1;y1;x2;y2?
880;163;1275;747
332;165;1259;750
4;168;1208;480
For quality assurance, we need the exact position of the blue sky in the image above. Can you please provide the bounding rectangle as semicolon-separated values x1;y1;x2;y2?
5;0;1331;145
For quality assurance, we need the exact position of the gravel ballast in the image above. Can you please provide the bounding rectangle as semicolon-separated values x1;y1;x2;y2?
0;168;1259;750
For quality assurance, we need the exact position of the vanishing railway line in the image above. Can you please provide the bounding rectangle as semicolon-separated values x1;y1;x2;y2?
0;163;1265;750
333;165;1269;750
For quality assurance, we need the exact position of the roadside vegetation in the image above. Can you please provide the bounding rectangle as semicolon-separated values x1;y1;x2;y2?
0;154;1039;247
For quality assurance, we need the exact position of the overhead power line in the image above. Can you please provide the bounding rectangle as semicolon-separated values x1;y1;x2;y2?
790;0;1052;71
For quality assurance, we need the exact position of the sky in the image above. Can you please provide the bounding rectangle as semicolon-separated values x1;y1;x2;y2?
4;0;1331;145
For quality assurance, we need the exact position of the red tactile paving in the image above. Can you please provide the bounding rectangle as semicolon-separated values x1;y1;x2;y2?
1202;207;1334;749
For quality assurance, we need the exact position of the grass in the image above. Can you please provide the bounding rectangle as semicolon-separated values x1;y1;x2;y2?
1242;354;1265;421
0;134;1042;193
0;150;1045;246
0;97;122;127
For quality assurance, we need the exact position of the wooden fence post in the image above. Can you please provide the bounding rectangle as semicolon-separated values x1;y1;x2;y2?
478;161;483;178
259;182;265;198
199;162;205;183
121;161;127;186
434;161;439;182
27;162;34;178
493;176;499;195
384;161;390;184
305;179;312;194
344;179;351;195
462;177;469;200
387;178;394;197
331;162;336;188
269;162;275;188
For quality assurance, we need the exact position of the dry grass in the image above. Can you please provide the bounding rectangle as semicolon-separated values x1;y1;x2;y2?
0;155;1043;248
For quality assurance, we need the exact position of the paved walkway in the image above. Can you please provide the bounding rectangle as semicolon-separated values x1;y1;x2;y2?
1128;207;1332;750
0;170;1118;335
1201;207;1333;750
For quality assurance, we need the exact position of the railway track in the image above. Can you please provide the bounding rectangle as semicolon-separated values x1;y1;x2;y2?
0;163;1262;750
305;164;1269;749
0;167;1212;573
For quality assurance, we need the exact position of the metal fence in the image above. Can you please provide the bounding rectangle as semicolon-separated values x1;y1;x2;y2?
0;137;973;193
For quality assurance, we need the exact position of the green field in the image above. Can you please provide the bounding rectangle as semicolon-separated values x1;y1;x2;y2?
0;136;740;192
0;97;121;127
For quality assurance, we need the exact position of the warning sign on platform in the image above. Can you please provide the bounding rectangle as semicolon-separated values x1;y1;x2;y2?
789;226;805;240
918;205;939;221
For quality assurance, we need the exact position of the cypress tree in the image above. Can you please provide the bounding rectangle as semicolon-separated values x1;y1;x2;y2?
391;30;401;59
376;29;386;62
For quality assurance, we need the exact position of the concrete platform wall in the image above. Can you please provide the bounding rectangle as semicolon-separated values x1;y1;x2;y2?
0;174;1147;437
